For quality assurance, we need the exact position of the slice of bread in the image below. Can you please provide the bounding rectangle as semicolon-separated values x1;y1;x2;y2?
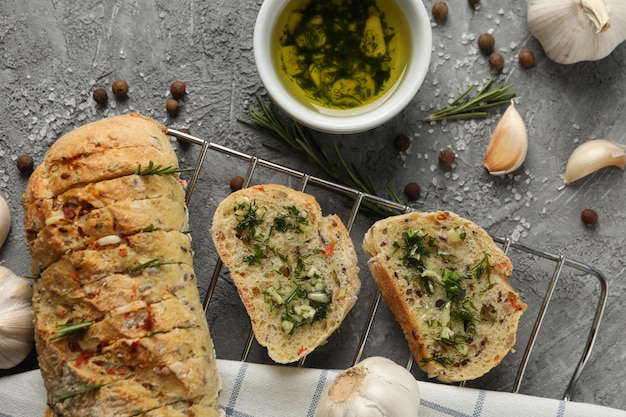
362;210;526;382
211;184;361;363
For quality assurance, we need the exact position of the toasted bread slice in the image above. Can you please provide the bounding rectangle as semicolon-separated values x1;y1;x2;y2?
363;210;526;382
211;184;360;363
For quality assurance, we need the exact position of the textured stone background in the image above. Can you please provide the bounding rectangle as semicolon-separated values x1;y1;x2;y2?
1;0;625;411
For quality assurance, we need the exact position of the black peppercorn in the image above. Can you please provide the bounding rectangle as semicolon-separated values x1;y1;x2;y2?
111;79;129;98
166;99;180;116
581;209;598;225
404;182;421;201
17;154;34;174
92;88;108;106
468;0;480;6
230;175;245;192
394;134;411;152
438;148;456;167
170;81;187;99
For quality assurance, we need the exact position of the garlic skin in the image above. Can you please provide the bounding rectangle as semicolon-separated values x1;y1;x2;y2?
526;0;626;64
0;265;34;369
562;139;626;186
314;356;420;417
483;102;528;176
0;195;10;248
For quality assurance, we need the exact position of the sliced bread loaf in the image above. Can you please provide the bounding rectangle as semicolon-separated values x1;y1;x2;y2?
362;210;526;382
211;184;361;363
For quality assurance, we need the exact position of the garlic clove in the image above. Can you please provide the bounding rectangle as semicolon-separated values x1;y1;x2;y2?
562;139;626;186
0;265;34;369
526;0;626;64
314;356;420;417
0;195;10;248
483;101;528;176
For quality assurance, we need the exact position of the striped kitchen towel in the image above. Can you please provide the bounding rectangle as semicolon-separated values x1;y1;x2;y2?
1;358;624;417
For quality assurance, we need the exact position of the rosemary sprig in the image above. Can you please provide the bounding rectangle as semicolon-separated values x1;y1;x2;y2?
127;258;176;274
24;272;41;280
136;161;195;176
58;383;105;402
238;95;401;218
50;321;94;341
422;74;516;122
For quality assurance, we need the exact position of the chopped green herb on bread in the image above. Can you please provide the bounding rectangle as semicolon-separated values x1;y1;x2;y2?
362;210;526;382
211;184;361;363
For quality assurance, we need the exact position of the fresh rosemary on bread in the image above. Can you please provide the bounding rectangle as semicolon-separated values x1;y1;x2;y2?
362;210;526;382
211;184;361;363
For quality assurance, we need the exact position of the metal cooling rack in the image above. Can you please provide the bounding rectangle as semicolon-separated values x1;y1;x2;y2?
168;128;609;402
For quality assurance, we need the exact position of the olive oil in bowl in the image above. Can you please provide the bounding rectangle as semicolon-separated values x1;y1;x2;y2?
273;0;411;115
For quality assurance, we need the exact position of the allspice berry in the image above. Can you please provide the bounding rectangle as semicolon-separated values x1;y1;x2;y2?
170;80;187;99
468;0;480;6
581;209;599;225
431;2;448;20
404;182;421;201
394;134;411;152
519;50;535;68
489;52;505;71
477;33;495;54
111;79;129;98
17;154;34;174
166;99;180;116
92;88;108;106
229;175;245;192
438;148;456;167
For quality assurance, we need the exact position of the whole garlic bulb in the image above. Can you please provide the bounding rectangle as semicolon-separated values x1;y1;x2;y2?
0;194;10;248
526;0;626;64
0;265;34;369
314;356;420;417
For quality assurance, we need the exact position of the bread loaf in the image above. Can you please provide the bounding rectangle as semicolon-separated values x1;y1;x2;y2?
23;113;223;417
362;210;526;383
211;184;361;363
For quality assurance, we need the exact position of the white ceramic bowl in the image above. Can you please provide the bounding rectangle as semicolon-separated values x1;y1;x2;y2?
253;0;432;134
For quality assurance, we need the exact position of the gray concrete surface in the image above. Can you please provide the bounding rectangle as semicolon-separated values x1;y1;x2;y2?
1;0;625;411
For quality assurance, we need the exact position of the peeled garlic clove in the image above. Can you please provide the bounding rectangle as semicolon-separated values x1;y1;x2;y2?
526;0;626;64
562;139;626;186
483;101;528;176
0;195;10;248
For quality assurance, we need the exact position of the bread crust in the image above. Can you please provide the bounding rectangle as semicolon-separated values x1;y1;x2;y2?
22;113;177;205
363;210;526;382
24;114;222;417
211;184;360;363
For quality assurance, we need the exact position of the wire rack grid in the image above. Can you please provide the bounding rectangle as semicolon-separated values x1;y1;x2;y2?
168;128;609;402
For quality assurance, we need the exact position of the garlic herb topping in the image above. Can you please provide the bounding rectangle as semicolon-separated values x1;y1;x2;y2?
393;229;505;369
233;200;332;334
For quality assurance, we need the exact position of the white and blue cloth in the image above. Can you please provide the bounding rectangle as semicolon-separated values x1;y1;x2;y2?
1;359;624;417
